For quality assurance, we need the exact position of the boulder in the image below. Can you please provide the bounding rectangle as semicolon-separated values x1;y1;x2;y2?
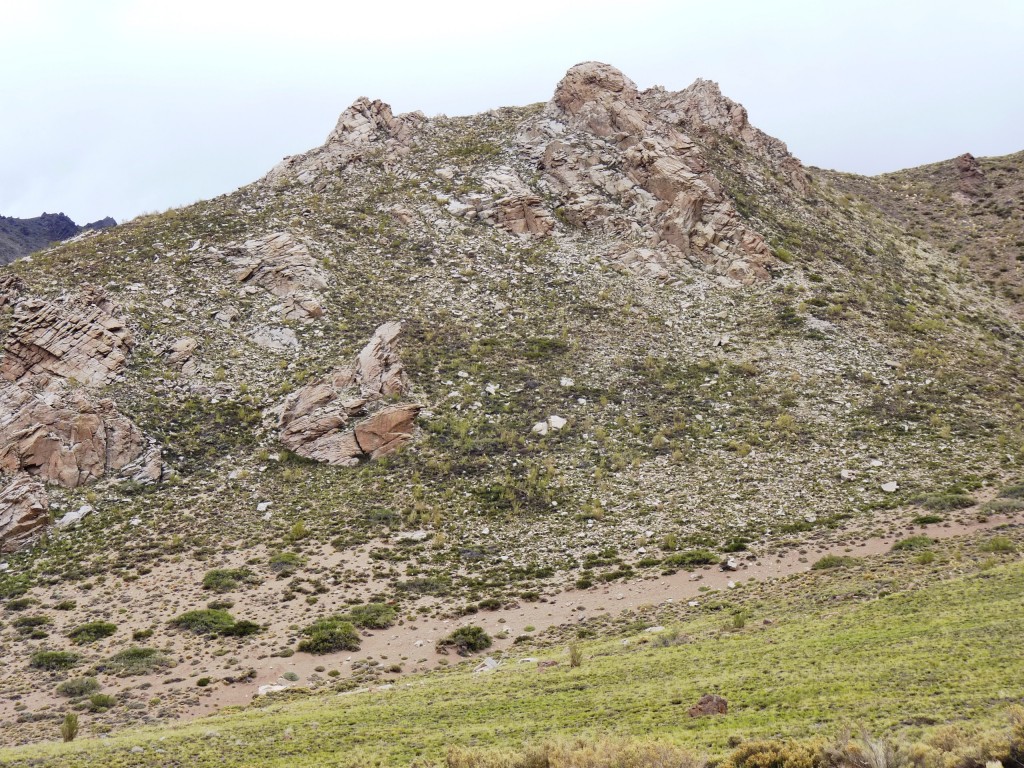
688;693;728;717
0;474;49;553
276;322;421;466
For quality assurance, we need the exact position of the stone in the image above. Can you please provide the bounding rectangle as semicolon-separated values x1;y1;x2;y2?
250;326;299;351
548;415;567;430
840;469;857;481
276;322;421;466
881;481;899;493
57;504;93;528
166;337;198;365
688;693;728;717
1;291;133;387
0;474;48;553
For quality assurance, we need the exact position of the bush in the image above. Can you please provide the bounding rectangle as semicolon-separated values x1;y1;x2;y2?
297;620;360;654
13;614;51;632
568;644;582;668
891;535;933;551
103;647;173;676
30;650;79;670
437;626;492;656
269;551;306;576
911;514;944;525
811;555;859;570
5;597;36;611
86;693;117;712
222;620;262;637
60;713;79;743
1000;483;1024;499
346;603;397;629
202;568;260;593
912;492;974;511
170;609;237;635
980;536;1015;554
722;739;825;768
56;677;100;698
662;550;718;569
68;621;117;644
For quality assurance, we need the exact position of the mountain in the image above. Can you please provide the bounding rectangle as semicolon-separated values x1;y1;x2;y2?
0;62;1021;759
0;213;116;265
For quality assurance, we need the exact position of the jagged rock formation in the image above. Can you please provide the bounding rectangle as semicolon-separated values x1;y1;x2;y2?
0;212;115;265
1;291;133;387
531;62;779;284
0;376;148;488
226;231;328;321
277;322;421;466
0;474;48;553
952;152;985;204
0;289;166;488
264;98;426;190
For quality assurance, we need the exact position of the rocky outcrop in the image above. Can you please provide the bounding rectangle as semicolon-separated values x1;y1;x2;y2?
277;322;421;466
1;291;133;387
953;152;986;204
228;232;328;321
0;474;48;553
518;62;778;285
647;78;811;194
0;376;148;488
264;98;426;189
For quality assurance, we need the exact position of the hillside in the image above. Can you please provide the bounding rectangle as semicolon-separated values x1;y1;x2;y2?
0;213;116;265
0;62;1021;754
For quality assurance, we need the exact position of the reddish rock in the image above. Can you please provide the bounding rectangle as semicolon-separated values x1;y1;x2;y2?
0;474;48;553
688;693;728;717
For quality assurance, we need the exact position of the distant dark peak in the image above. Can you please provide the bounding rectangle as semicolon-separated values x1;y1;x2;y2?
0;212;116;266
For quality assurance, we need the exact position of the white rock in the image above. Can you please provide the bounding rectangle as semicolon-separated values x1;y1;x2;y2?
840;469;857;481
57;505;93;528
532;421;549;436
548;415;567;430
485;383;499;395
870;459;884;467
881;481;899;493
257;684;288;696
559;376;574;387
257;502;272;512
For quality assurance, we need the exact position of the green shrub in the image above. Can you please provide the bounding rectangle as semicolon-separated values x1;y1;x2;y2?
86;693;117;712
103;647;173;676
346;603;397;629
892;535;933;551
662;550;717;569
982;498;1024;514
170;609;237;635
912;493;974;511
269;551;306;576
202;568;260;593
132;628;154;641
911;514;944;525
6;597;36;611
437;626;492;656
811;555;859;570
221;620;262;637
30;650;79;670
980;536;1015;554
54;599;77;611
56;677;100;698
297;620;360;654
13;614;52;631
722;738;824;768
68;621;117;644
1000;483;1024;499
60;713;79;743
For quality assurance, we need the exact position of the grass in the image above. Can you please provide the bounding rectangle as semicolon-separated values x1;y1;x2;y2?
100;647;173;677
811;554;859;570
2;555;1022;766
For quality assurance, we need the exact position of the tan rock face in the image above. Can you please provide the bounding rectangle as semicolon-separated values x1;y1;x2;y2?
264;97;426;189
1;292;133;387
0;376;148;488
227;232;329;322
0;474;48;553
277;322;422;466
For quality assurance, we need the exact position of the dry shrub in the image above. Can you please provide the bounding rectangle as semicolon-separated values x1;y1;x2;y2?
723;739;826;768
446;737;699;768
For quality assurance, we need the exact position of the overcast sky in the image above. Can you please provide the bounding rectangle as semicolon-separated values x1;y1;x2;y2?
1;0;1022;224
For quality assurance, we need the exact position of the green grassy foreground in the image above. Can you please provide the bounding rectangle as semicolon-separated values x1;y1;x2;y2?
3;539;1022;767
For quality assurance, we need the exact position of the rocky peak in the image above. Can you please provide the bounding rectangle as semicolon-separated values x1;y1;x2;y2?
549;61;647;140
265;97;426;189
953;152;985;203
